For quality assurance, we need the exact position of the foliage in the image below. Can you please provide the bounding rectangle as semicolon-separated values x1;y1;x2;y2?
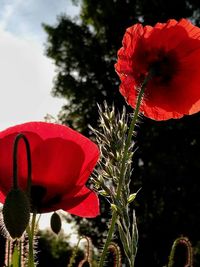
37;230;83;267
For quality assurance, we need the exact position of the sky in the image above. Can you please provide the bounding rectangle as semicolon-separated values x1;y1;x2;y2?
0;0;79;130
0;0;80;236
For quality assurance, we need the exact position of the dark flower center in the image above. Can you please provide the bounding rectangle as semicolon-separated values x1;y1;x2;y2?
30;185;62;213
149;50;179;84
30;185;46;208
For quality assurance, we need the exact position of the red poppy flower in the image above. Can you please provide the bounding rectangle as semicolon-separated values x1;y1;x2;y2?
115;19;200;120
0;122;99;218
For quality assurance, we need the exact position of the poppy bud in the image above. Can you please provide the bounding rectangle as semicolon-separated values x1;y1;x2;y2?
3;188;30;239
50;212;62;234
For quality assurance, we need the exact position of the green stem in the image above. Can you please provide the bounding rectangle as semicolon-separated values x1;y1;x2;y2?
8;239;11;267
98;74;151;267
19;240;22;267
5;239;11;267
13;134;32;191
98;213;117;266
68;238;81;267
27;212;37;267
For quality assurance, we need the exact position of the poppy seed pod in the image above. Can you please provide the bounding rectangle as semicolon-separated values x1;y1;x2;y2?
50;212;62;234
2;188;30;239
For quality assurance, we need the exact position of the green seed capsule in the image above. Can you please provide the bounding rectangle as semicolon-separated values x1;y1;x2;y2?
3;188;30;239
50;212;62;234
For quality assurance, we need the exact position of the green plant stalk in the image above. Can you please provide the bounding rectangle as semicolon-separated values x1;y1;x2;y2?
6;239;11;267
11;245;20;267
13;134;32;191
98;74;151;267
19;241;22;267
68;238;81;267
27;212;37;267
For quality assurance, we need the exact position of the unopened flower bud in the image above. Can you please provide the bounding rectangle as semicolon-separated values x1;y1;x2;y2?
50;212;62;234
127;193;137;203
3;188;30;239
111;204;118;212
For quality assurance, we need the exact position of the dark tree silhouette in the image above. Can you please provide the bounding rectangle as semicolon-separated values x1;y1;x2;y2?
44;1;200;266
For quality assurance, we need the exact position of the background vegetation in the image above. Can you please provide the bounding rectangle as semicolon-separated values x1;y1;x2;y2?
24;0;200;266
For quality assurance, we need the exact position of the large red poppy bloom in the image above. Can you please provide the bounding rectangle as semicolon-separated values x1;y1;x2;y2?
0;122;99;218
115;19;200;120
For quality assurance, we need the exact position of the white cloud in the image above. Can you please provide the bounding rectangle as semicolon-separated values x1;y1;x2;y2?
0;0;24;30
0;0;80;42
0;1;80;131
0;27;64;130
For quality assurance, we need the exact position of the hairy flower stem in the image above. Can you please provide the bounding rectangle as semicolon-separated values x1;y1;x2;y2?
168;237;193;267
27;212;37;267
13;134;32;192
98;74;151;267
5;239;11;267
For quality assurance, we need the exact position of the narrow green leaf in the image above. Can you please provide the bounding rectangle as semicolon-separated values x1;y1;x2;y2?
117;221;131;258
131;210;138;256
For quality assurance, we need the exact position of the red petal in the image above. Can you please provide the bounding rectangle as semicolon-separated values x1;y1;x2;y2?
119;75;137;107
31;138;99;198
57;186;99;218
31;138;85;196
115;23;144;76
123;23;144;53
0;191;5;203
